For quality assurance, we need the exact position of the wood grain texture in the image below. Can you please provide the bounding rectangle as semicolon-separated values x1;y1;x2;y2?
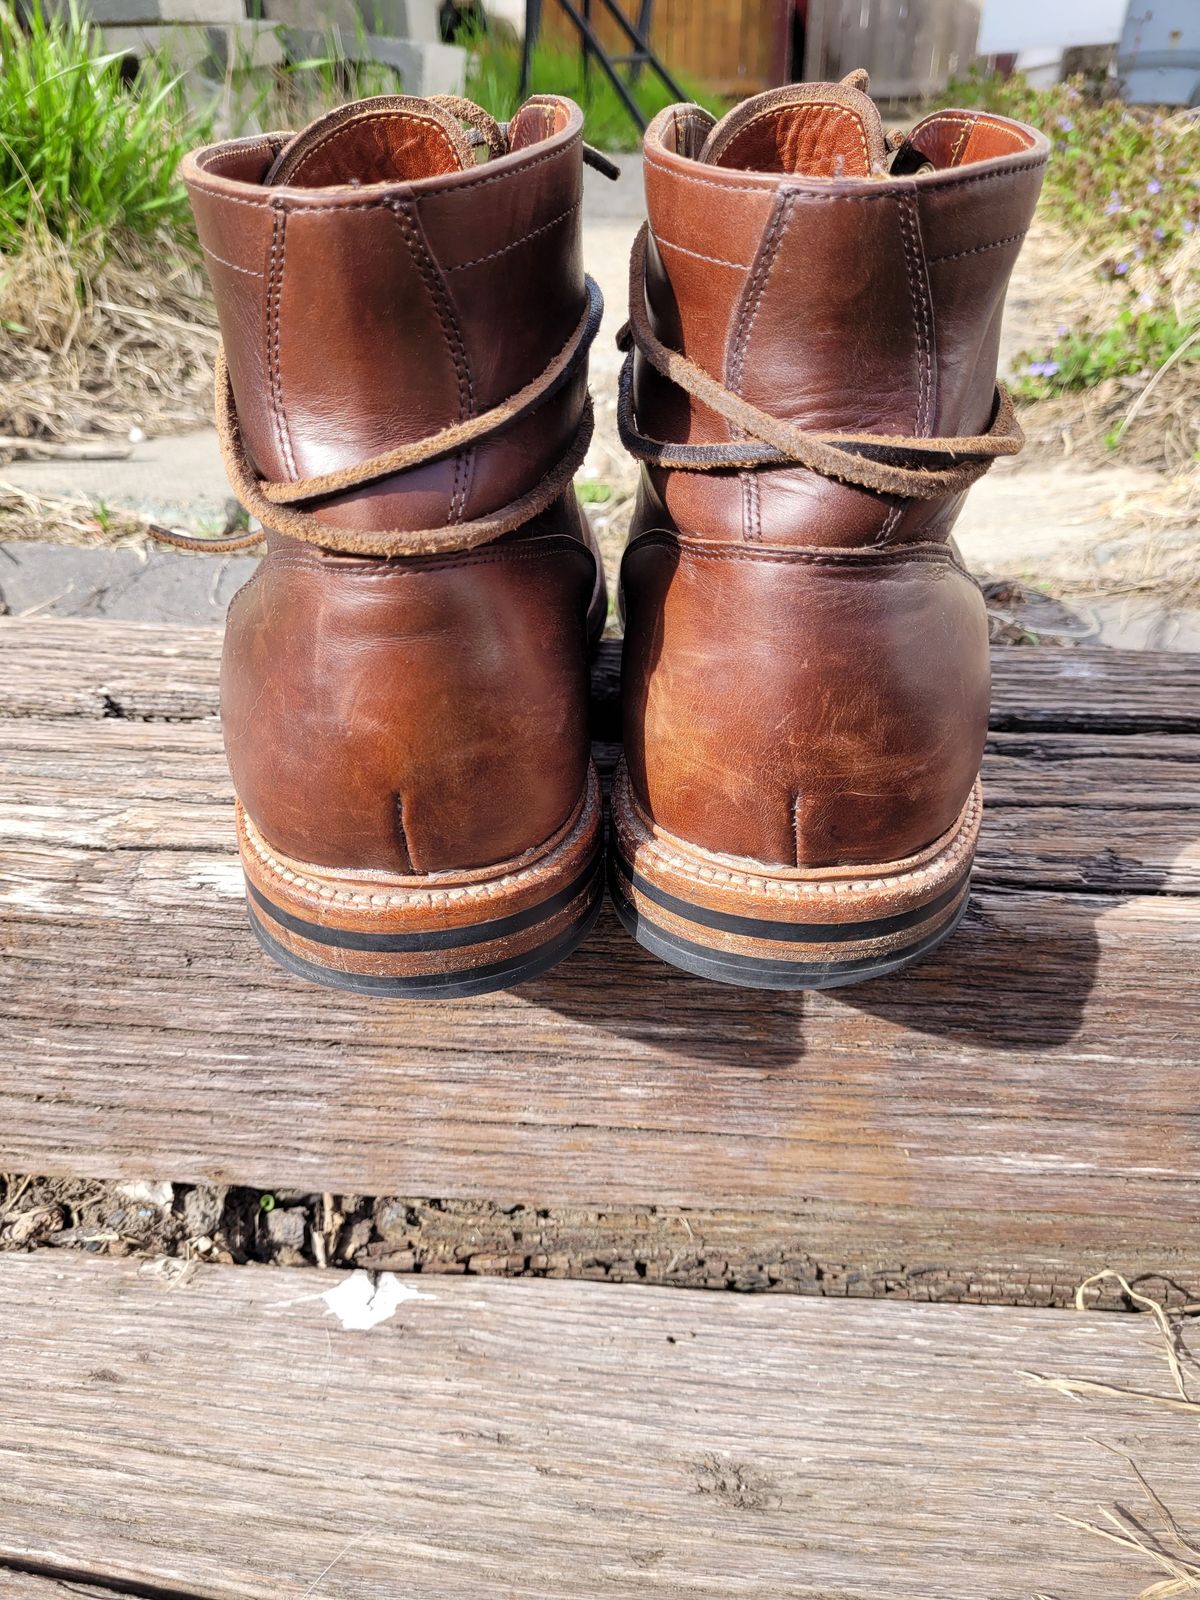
6;617;1200;731
2;618;1200;1303
0;1255;1197;1600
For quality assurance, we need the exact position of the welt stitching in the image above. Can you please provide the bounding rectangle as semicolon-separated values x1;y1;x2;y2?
284;110;460;181
719;100;869;173
928;229;1028;263
266;207;297;479
201;242;262;277
390;201;474;522
653;234;749;269
446;197;580;271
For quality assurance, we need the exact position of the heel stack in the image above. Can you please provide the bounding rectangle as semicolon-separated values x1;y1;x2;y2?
609;760;979;991
240;765;603;997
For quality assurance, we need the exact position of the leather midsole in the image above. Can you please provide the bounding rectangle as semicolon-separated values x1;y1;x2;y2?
611;757;981;932
237;762;602;940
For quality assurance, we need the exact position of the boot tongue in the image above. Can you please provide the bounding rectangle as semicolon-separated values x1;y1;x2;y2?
698;71;887;178
265;94;476;187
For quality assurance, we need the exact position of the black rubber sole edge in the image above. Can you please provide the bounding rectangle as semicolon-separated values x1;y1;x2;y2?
247;867;604;998
609;854;970;991
245;858;601;955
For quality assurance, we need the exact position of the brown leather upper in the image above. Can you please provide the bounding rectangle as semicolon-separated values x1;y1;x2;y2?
187;95;603;876
621;78;1048;869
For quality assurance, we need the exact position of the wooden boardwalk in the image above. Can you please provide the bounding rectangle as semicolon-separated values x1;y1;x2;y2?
2;615;1200;1596
2;618;1198;1304
2;1254;1200;1599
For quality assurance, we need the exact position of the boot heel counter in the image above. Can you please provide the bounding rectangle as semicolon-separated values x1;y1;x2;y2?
621;535;989;869
222;540;593;875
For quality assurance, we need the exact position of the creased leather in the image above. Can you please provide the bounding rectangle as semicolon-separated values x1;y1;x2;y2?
621;82;1048;869
186;95;602;875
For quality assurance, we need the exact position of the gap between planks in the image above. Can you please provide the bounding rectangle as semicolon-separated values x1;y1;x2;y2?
2;619;1200;1304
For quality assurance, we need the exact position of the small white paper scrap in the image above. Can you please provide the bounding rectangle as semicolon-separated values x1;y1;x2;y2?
320;1270;430;1331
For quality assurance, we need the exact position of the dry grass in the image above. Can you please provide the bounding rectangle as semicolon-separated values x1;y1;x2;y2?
1024;1271;1200;1597
0;479;159;550
0;229;217;448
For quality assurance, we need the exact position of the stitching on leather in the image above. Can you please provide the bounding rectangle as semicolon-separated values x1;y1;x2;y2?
282;110;462;182
645;154;786;196
914;111;1036;160
200;138;280;174
630;530;955;568
390;200;474;522
874;500;903;546
716;101;870;174
201;242;262;277
928;229;1028;264
192;138;579;212
729;191;795;542
266;208;297;479
652;234;750;269
264;539;592;576
896;187;934;437
426;136;578;195
446;197;581;271
644;151;1046;200
616;766;981;900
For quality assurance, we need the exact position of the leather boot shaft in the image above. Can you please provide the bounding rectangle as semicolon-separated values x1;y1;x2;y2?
611;77;1047;989
184;96;607;994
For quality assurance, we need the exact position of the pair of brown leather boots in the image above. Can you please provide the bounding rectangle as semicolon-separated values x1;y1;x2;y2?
178;76;1046;996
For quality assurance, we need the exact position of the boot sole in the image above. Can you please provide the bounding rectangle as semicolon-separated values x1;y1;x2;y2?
609;759;980;992
238;764;603;998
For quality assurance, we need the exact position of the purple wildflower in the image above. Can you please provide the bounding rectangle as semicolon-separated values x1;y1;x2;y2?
1153;226;1165;241
1056;115;1074;132
1024;360;1061;379
1114;261;1129;276
1147;178;1162;195
1184;220;1195;234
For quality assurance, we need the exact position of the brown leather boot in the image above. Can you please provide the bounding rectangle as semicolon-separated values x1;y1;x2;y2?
174;95;606;996
611;75;1048;990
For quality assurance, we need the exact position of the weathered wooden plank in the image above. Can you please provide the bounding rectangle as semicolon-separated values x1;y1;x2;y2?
0;1255;1197;1599
5;617;1200;732
4;619;1200;1302
3;839;1199;1248
4;716;1198;894
1;1580;119;1599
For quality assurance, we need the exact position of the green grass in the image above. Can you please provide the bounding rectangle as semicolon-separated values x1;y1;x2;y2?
464;25;725;152
945;72;1199;412
0;1;205;258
